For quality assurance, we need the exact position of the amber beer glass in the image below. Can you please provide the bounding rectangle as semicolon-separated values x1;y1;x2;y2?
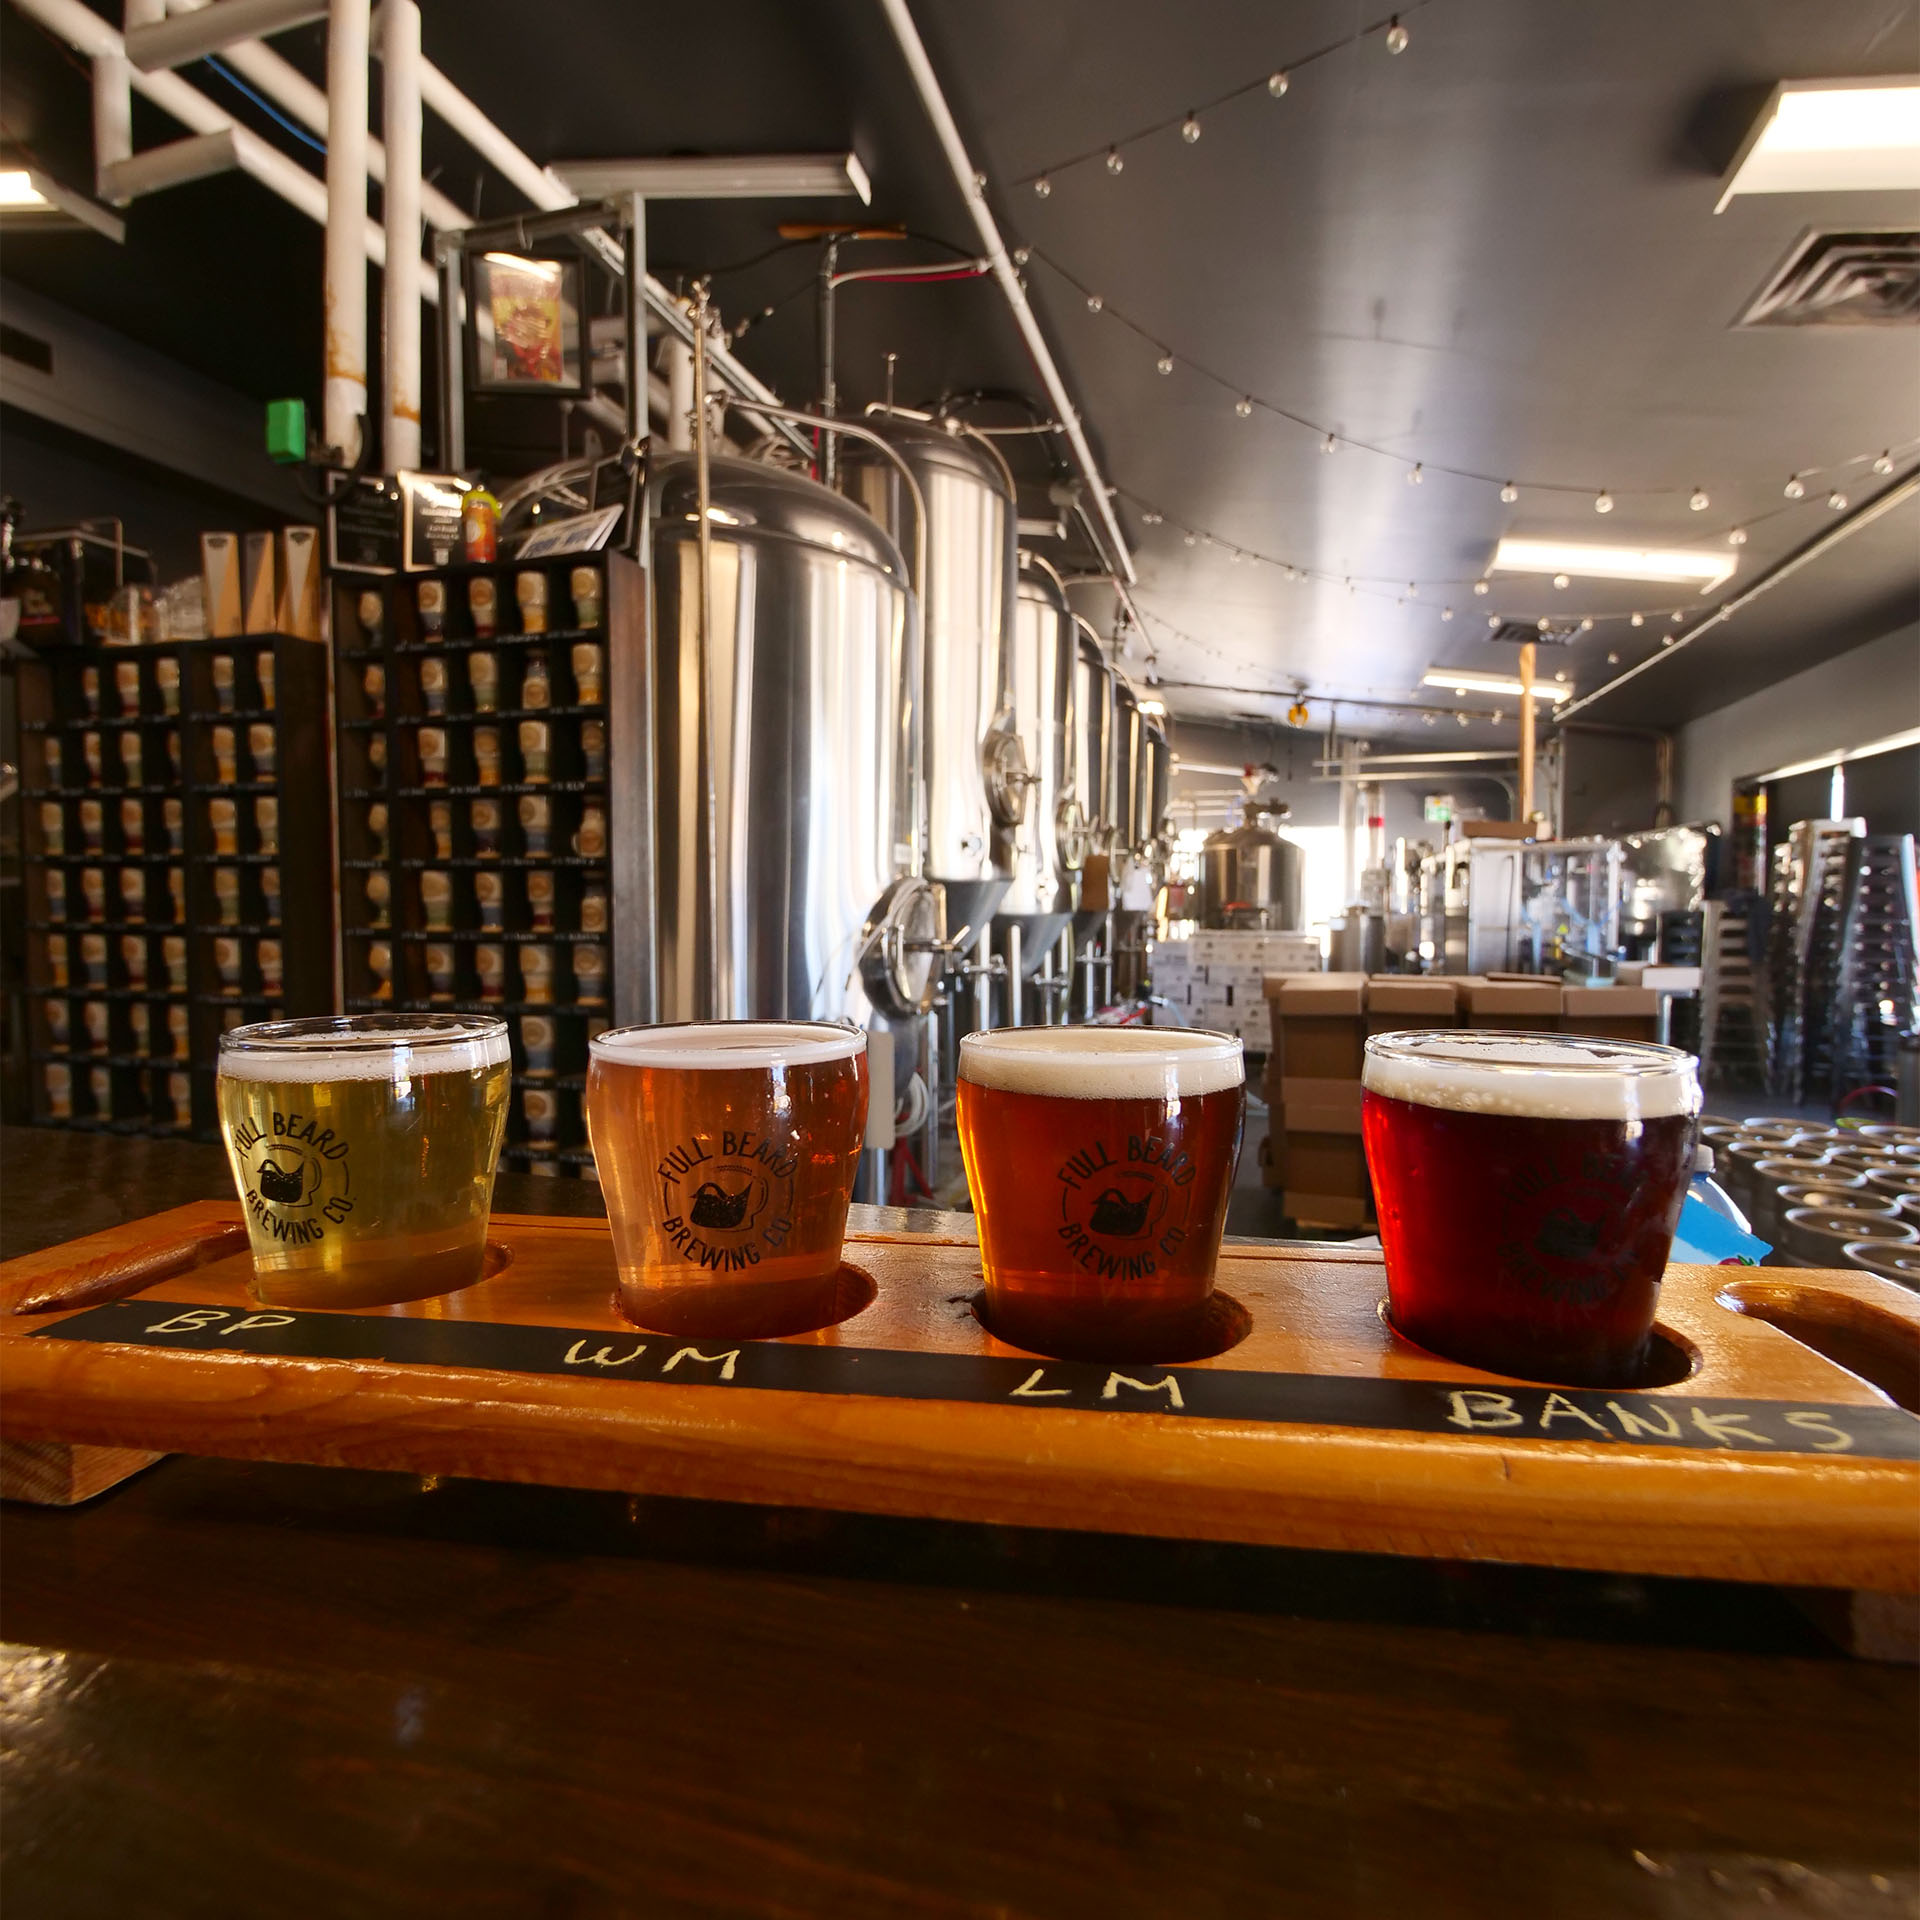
957;1027;1246;1362
587;1022;869;1338
1362;1031;1701;1385
217;1015;511;1308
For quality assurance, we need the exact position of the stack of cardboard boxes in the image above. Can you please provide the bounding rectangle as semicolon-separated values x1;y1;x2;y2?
1153;931;1321;1053
1259;974;1660;1229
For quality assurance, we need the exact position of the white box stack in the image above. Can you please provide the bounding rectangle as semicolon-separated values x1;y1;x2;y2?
1151;932;1312;1050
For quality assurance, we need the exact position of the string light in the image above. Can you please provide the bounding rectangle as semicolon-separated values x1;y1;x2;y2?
1607;652;1620;664
1828;490;1848;511
1386;17;1410;53
1499;482;1517;503
1630;611;1644;627
1086;293;1103;312
1235;396;1253;417
1669;610;1684;624
1784;475;1805;499
1183;532;1196;546
1141;510;1163;525
1455;711;1470;727
1033;176;1051;198
1440;606;1454;621
1689;488;1710;511
1406;462;1423;484
1321;432;1337;454
1874;450;1894;474
1473;579;1490;595
1486;614;1501;629
1105;148;1124;175
1422;711;1437;726
1491;709;1504;723
1268;71;1289;96
1181;114;1201;143
1012;246;1030;265
1578;617;1593;631
1552;573;1570;589
1156;353;1173;375
1594;490;1613;513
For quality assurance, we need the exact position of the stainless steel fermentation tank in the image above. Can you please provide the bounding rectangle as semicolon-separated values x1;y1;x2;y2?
990;553;1082;1020
840;416;1021;960
646;452;938;1029
1199;804;1305;930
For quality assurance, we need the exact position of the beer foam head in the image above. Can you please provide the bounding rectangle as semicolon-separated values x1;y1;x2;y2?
959;1026;1244;1100
589;1020;866;1071
219;1015;510;1082
1362;1030;1699;1122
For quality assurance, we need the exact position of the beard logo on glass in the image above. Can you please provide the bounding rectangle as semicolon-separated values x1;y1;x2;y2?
657;1128;798;1272
1497;1158;1639;1308
1055;1133;1197;1279
229;1110;355;1246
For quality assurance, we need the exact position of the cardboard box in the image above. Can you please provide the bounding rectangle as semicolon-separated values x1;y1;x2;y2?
1561;986;1659;1042
279;525;322;639
1279;1077;1363;1133
242;531;277;633
1285;1191;1372;1230
1365;976;1460;1036
1268;973;1367;1079
1458;819;1531;841
201;532;243;637
1280;1132;1369;1200
1462;977;1561;1031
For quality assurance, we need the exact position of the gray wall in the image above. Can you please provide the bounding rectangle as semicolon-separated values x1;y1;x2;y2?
1674;620;1920;829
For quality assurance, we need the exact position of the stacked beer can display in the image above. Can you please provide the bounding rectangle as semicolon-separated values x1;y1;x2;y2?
19;632;333;1134
335;558;618;1177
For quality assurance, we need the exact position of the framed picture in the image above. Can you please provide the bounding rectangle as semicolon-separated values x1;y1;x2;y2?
468;251;584;394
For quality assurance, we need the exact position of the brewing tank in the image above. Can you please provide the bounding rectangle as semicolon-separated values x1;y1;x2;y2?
1112;680;1143;866
647;452;935;1025
1137;716;1170;870
1199;805;1305;930
1070;617;1112;861
841;416;1019;953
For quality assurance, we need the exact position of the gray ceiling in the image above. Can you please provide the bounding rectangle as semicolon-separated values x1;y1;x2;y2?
4;0;1916;751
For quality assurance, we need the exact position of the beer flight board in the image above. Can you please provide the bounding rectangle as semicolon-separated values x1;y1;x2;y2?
2;1204;1916;1597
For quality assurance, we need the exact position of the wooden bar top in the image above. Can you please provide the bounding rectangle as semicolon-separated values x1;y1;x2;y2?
1;1126;1916;1916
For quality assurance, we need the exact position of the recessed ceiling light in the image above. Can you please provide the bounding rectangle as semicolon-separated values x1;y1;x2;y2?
1420;669;1570;703
1717;78;1920;213
1488;537;1736;589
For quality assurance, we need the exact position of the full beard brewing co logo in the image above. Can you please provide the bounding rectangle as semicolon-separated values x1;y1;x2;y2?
230;1111;355;1245
1056;1132;1196;1279
1495;1144;1671;1307
657;1127;797;1271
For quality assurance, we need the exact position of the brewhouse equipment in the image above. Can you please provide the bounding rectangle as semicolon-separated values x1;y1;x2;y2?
1518;838;1624;979
1619;824;1715;958
841;414;1020;960
1198;801;1305;931
1070;616;1114;862
991;553;1080;1020
647;452;936;1027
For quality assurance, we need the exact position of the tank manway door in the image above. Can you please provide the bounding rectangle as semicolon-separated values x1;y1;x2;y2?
859;877;945;1017
982;728;1032;828
1055;795;1089;872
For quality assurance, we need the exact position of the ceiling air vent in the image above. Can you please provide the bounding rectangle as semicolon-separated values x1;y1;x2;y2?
1488;619;1580;647
1736;227;1920;327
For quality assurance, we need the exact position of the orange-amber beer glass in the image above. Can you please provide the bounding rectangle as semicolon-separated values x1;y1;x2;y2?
1362;1030;1700;1385
587;1021;869;1338
957;1027;1245;1361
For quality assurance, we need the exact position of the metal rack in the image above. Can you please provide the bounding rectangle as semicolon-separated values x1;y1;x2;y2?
1830;833;1920;1109
1764;817;1865;1105
17;634;335;1136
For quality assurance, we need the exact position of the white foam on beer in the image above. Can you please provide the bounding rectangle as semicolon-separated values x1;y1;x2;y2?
219;1018;510;1082
589;1021;866;1070
1362;1030;1699;1122
958;1026;1244;1101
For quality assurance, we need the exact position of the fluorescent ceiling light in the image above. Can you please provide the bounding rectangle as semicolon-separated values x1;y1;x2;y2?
1755;726;1920;784
0;165;124;241
1718;77;1920;212
1422;669;1570;703
1489;537;1736;589
553;154;873;205
0;170;47;207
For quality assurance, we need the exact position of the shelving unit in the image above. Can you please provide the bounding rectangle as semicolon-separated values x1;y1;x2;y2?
17;634;335;1137
332;552;643;1178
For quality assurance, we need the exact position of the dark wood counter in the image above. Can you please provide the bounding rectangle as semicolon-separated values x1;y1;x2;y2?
2;1125;1915;1917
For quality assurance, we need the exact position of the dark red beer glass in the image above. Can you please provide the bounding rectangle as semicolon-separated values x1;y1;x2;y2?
1362;1031;1700;1385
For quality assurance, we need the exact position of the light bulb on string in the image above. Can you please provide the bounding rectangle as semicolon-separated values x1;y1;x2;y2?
1321;432;1337;454
1473;579;1490;595
1828;491;1848;511
1784;475;1804;499
1183;532;1196;547
1421;711;1437;727
1406;462;1423;485
1141;511;1162;526
1486;614;1501;629
1033;177;1051;198
1268;70;1289;96
1874;450;1894;474
1669;611;1684;625
1235;396;1253;418
1105;148;1124;175
1386;16;1409;52
1499;482;1517;503
1553;670;1568;683
1181;114;1201;143
1607;651;1620;664
1727;527;1747;546
1156;353;1173;375
1086;293;1103;312
1630;611;1644;627
1578;617;1593;632
1455;711;1470;728
1662;635;1676;648
1011;246;1030;265
1595;490;1614;513
1689;488;1709;511
1552;573;1570;590
1537;617;1552;632
1491;709;1504;724
1441;606;1454;621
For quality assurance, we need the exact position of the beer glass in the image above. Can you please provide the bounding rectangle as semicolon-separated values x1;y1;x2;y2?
1362;1031;1701;1385
956;1027;1246;1362
587;1022;869;1339
218;1014;511;1309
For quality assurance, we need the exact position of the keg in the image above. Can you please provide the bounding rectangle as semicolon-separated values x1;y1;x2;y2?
1781;1206;1917;1269
1842;1241;1920;1291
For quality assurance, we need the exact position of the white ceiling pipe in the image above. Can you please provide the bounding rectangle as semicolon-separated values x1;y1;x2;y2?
101;126;242;198
875;0;1134;584
14;0;436;300
416;60;573;211
126;0;326;71
380;0;422;469
322;0;369;460
91;46;132;194
160;0;470;231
